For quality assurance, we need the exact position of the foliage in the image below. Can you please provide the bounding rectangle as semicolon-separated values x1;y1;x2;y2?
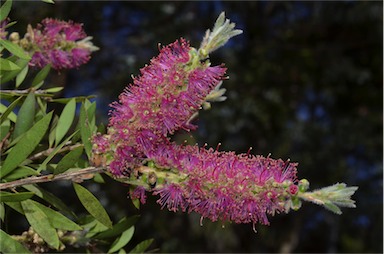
0;0;152;253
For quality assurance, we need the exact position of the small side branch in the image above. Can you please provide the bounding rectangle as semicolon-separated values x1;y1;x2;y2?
0;167;105;190
28;143;83;161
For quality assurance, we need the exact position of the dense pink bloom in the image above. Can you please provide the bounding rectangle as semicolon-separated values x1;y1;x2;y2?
27;18;97;69
133;143;298;225
94;39;226;176
109;39;226;138
92;36;298;226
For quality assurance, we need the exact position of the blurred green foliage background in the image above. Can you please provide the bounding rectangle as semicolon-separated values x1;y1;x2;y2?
6;1;382;253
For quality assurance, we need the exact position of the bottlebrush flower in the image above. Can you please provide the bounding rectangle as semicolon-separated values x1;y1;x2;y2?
129;143;298;226
19;18;98;69
109;38;226;138
93;38;227;175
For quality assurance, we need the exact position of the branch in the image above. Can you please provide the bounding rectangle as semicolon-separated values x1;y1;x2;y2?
28;143;83;161
0;89;55;97
0;167;105;190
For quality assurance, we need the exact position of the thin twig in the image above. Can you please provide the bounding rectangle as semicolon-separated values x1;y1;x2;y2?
28;143;83;161
0;89;54;96
0;167;105;190
0;131;11;151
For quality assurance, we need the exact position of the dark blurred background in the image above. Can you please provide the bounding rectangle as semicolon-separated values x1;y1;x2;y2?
8;1;383;253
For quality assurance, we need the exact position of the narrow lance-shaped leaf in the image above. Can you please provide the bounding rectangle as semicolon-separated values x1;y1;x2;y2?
73;183;112;228
0;203;5;222
3;165;39;181
31;200;82;231
94;215;139;239
0;58;29;83
21;199;60;250
16;64;29;87
23;184;76;218
4;201;24;214
0;96;22;124
38;130;79;173
0;191;34;202
86;100;97;133
129;239;154;254
12;92;36;139
45;87;64;93
48;114;59;148
0;0;12;22
31;64;51;88
55;98;76;146
0;112;52;178
108;226;135;253
0;119;10;141
79;102;92;159
0;229;30;254
54;146;83;174
0;58;20;71
0;39;31;60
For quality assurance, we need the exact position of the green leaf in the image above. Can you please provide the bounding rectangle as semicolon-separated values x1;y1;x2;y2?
48;114;59;148
0;96;21;124
38;130;79;173
23;185;76;218
86;101;97;133
129;239;154;254
45;87;64;93
54;146;83;174
16;64;29;87
0;58;20;71
93;173;105;183
94;216;139;239
51;95;96;104
0;191;34;202
0;203;5;221
55;98;76;146
0;112;52;178
0;39;31;60
42;0;55;3
119;249;127;254
21;199;60;249
84;218;109;237
3;166;39;181
0;119;10;141
0;229;30;253
73;183;112;228
4;201;24;214
0;0;12;22
12;92;36;139
108;226;135;253
324;201;342;215
0;58;29;83
31;64;51;87
79;103;92;159
32;201;82;231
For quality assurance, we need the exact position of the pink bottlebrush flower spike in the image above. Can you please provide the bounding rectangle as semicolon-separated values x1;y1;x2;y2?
93;38;226;176
146;144;299;226
18;18;98;70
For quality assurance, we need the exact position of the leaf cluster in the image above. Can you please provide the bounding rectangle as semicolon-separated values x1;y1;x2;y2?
0;1;153;253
